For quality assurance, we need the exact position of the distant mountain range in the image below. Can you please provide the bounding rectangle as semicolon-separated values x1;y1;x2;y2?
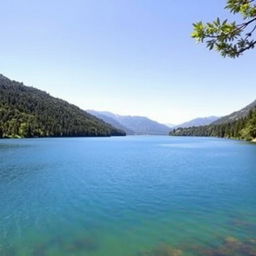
87;110;134;135
2;74;254;140
87;110;170;135
0;74;125;138
173;116;219;129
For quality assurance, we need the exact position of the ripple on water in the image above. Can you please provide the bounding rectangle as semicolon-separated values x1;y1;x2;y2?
0;137;256;256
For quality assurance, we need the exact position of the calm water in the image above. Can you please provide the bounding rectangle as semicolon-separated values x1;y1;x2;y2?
0;136;256;256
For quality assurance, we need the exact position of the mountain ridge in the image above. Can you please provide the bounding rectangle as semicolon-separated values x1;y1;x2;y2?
87;110;135;135
0;75;125;138
87;110;170;135
173;116;219;129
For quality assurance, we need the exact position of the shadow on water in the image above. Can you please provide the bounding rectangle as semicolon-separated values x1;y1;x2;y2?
66;236;99;253
135;237;256;256
136;244;183;256
0;235;99;256
0;247;17;256
32;243;48;256
30;236;65;256
230;218;256;231
190;237;256;256
30;235;99;255
1;236;256;256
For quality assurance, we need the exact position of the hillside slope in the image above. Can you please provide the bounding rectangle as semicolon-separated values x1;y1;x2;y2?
170;101;256;141
174;116;219;129
0;75;125;138
213;100;256;125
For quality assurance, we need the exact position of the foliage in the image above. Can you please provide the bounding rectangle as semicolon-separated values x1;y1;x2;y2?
0;75;125;138
192;0;256;57
170;108;256;141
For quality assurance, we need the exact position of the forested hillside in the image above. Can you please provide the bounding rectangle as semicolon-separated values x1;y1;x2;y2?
0;75;125;138
170;108;256;141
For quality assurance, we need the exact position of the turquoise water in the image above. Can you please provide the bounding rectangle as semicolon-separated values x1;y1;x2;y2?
0;136;256;256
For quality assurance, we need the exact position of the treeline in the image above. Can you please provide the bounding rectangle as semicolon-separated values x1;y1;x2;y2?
0;75;125;138
170;109;256;141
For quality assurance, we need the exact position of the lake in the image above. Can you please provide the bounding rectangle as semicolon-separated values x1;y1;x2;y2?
0;136;255;256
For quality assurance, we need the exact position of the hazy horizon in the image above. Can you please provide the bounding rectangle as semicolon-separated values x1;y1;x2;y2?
1;0;255;124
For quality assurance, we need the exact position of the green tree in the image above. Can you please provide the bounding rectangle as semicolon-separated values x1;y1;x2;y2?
192;0;256;57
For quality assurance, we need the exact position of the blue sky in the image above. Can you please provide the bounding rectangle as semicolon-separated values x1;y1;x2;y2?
1;0;255;124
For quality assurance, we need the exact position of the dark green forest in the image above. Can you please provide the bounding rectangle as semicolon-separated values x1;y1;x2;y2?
170;109;256;141
0;75;125;138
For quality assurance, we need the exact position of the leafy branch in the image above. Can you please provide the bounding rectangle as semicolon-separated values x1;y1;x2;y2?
192;0;256;57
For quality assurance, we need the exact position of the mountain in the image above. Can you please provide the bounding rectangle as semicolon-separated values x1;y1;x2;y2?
170;100;256;141
212;100;256;125
87;110;134;135
87;110;170;135
116;115;170;135
0;74;125;138
174;116;219;129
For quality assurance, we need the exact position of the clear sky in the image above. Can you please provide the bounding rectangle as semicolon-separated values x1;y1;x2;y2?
1;0;255;124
